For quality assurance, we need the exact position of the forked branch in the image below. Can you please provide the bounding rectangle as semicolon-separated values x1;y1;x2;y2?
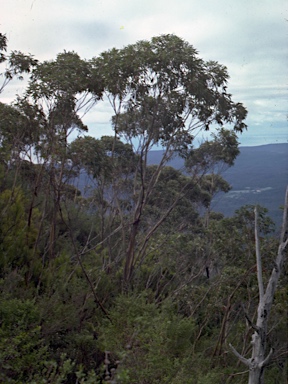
230;186;288;383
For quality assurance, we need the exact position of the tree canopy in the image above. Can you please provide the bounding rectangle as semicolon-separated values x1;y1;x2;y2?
93;34;247;153
0;32;286;384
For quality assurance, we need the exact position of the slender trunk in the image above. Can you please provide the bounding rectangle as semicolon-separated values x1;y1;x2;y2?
123;217;141;284
27;163;45;228
230;186;288;384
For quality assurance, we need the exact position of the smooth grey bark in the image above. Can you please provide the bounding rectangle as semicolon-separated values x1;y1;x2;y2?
230;186;288;384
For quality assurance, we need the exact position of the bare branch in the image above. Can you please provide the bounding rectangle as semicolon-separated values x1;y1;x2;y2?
259;348;274;368
279;186;288;245
254;206;264;301
264;186;288;311
241;303;259;332
229;344;251;367
232;187;288;382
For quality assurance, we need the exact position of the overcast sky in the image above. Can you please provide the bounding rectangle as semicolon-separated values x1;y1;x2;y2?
1;0;287;146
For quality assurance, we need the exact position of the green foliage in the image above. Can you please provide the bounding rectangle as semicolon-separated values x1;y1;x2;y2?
0;31;286;384
185;128;240;172
68;135;137;180
0;298;47;382
98;294;196;384
28;51;99;99
233;204;275;235
0;32;7;63
93;34;247;161
0;187;38;276
0;33;37;93
0;101;45;172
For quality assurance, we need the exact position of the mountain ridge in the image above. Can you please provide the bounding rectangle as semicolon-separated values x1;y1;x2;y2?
73;143;287;229
148;143;288;228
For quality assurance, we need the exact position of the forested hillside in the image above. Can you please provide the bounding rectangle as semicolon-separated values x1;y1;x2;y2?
148;143;288;228
0;33;287;383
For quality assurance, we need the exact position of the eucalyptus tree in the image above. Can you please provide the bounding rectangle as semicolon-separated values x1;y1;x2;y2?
68;135;139;264
20;51;104;259
26;50;103;161
185;127;240;174
0;100;49;258
0;32;38;94
0;32;40;192
91;34;247;285
184;127;240;226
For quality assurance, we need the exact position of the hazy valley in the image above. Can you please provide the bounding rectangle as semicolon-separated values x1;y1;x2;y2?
148;143;288;229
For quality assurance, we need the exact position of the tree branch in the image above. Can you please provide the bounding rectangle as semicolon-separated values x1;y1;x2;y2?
229;344;251;367
279;186;288;245
58;202;111;321
264;186;288;312
254;206;264;301
259;348;274;368
241;303;259;332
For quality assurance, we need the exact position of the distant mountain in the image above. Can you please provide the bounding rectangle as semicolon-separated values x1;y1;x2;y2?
147;143;288;229
73;144;287;229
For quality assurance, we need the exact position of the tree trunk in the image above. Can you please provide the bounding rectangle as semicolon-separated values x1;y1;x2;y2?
124;217;140;284
230;186;288;384
248;366;264;384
